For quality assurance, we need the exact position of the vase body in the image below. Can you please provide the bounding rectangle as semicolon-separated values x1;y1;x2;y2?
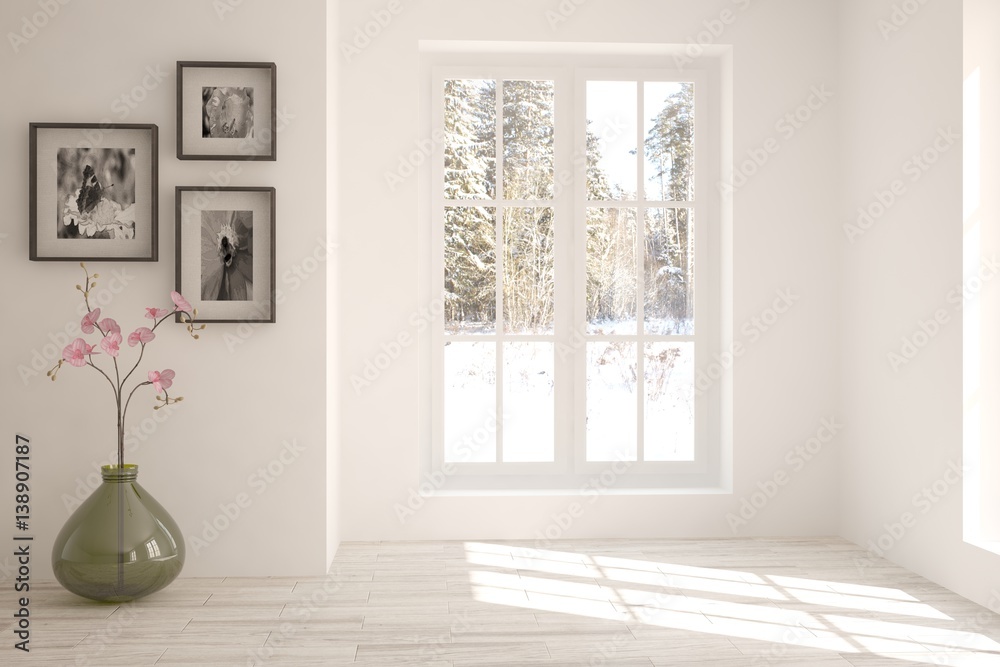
52;464;184;602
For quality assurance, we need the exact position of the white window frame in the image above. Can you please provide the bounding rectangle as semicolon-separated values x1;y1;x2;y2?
419;44;727;492
572;68;711;477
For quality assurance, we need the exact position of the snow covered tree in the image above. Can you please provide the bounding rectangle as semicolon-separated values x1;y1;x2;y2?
444;80;497;331
643;84;695;332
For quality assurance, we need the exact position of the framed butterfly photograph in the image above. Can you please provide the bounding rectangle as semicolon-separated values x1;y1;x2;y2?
177;61;277;161
29;123;158;261
175;186;276;323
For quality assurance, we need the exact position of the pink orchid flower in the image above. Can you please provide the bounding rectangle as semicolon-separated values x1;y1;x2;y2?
145;307;170;320
62;338;100;367
128;327;156;347
100;332;123;357
81;308;101;334
99;318;120;335
171;291;192;313
148;369;175;393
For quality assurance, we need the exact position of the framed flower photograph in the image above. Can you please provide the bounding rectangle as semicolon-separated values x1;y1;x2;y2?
176;61;276;160
175;186;276;323
29;123;158;261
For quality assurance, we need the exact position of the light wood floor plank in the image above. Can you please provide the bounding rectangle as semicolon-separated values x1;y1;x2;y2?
10;537;1000;666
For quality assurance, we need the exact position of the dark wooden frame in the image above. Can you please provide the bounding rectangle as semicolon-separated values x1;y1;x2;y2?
175;186;276;323
176;61;277;161
29;122;158;262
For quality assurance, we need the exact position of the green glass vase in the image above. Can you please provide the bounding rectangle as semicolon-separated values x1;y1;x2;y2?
52;464;184;602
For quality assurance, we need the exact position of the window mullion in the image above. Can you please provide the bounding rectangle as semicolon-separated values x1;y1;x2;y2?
574;69;589;472
636;79;646;464
495;78;505;463
551;70;573;473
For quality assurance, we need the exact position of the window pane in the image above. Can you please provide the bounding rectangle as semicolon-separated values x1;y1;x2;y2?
586;342;637;461
586;81;637;200
503;207;554;334
587;208;637;334
644;208;694;335
503;80;554;200
445;342;497;463
644;82;694;202
445;206;496;334
444;79;496;200
503;343;554;462
644;343;695;461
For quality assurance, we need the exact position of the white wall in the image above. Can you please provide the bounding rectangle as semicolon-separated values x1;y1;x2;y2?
839;0;1000;609
326;0;342;571
0;0;333;578
337;0;842;541
964;0;1000;552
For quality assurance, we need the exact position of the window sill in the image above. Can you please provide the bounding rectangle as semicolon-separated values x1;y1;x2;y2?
965;537;1000;557
431;486;731;497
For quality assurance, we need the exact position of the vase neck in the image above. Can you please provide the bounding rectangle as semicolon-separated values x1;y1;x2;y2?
101;464;138;483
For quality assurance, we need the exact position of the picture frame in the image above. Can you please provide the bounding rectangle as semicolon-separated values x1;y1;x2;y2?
175;186;276;323
177;61;276;161
29;123;158;262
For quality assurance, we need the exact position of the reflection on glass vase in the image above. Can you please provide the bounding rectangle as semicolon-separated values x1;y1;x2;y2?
52;464;184;602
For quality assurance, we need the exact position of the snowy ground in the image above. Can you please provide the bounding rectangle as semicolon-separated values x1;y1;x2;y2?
443;339;693;463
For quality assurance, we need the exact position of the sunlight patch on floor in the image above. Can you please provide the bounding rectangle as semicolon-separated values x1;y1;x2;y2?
462;541;1000;665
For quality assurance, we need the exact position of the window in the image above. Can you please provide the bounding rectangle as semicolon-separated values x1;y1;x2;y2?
422;46;727;491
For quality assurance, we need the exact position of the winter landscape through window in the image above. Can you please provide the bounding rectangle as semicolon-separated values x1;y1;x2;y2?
428;58;719;486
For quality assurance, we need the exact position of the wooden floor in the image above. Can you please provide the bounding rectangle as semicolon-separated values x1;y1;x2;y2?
6;538;1000;666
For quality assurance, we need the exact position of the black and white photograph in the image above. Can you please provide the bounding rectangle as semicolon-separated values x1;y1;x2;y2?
177;61;275;160
176;186;274;322
57;148;136;240
201;86;254;139
200;209;253;301
30;123;157;260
